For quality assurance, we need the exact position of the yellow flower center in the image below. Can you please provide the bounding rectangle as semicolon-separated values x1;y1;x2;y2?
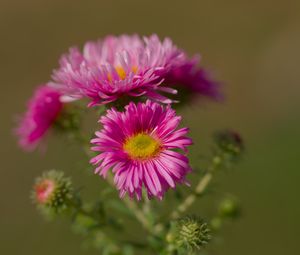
115;66;127;80
124;133;161;160
108;66;139;82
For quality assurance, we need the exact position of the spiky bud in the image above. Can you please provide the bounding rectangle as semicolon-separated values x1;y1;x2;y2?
170;216;211;251
32;170;72;213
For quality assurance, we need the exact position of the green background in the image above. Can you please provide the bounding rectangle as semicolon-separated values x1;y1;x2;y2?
1;0;299;254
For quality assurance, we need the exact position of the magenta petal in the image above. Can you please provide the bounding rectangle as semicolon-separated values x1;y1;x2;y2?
15;85;63;151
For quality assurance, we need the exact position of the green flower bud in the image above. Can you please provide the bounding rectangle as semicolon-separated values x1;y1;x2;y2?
172;216;211;251
218;196;240;219
32;170;72;213
214;129;244;161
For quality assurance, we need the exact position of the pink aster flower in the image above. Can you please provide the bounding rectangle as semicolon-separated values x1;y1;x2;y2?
15;86;63;151
50;35;176;106
145;35;221;101
90;100;193;200
164;57;222;101
50;34;220;106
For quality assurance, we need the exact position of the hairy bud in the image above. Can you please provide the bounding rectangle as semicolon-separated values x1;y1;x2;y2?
170;216;211;251
32;170;72;213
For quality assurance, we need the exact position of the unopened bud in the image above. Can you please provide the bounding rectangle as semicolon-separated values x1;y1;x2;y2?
32;170;72;212
214;130;244;160
173;216;211;251
218;197;240;219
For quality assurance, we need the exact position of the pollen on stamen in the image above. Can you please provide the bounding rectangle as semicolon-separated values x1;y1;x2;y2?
115;66;127;80
131;66;138;74
123;133;161;160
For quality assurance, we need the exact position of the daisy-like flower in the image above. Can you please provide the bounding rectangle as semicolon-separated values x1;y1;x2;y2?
50;34;220;106
15;86;63;151
90;100;193;200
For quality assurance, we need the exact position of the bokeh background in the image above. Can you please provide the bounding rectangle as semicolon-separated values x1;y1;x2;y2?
1;0;300;254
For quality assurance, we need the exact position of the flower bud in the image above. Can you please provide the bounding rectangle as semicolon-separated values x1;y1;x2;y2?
214;130;244;160
172;216;211;251
218;196;240;219
32;170;72;212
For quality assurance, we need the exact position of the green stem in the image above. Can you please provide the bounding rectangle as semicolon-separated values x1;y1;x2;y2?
170;155;222;220
106;174;155;234
67;198;98;220
171;171;213;219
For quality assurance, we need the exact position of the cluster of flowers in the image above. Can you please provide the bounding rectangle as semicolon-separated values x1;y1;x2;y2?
16;34;220;201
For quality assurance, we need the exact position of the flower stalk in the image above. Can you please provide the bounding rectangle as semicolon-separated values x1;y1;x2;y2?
171;169;214;220
106;173;155;235
15;34;245;255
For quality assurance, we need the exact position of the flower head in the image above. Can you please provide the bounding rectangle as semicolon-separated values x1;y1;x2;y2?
50;34;220;106
15;86;63;151
90;100;193;200
33;170;72;212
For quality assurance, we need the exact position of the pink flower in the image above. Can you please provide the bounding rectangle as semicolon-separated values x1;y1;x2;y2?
164;57;222;101
90;100;193;200
50;35;176;106
145;35;221;101
16;86;63;151
50;34;220;106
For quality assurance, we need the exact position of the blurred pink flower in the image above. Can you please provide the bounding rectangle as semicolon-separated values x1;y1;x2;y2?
16;86;63;151
90;100;193;200
50;34;220;106
164;57;222;101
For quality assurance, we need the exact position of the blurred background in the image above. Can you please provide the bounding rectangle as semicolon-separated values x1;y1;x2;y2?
1;0;299;254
